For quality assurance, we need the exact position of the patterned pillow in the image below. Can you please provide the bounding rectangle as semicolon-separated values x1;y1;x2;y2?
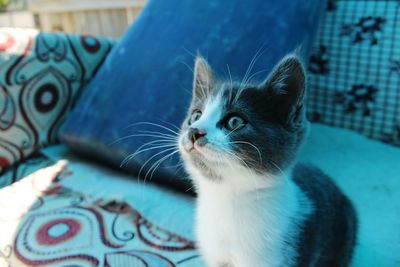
0;156;201;266
0;28;114;174
307;0;400;147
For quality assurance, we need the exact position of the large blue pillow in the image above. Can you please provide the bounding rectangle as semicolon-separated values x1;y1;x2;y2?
60;0;326;192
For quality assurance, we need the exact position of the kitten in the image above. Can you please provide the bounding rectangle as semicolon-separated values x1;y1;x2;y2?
178;54;357;267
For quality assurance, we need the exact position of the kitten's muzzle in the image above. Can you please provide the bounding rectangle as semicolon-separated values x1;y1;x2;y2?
188;127;207;144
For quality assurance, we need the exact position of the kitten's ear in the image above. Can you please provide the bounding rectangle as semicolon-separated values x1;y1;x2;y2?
193;56;216;100
262;54;306;126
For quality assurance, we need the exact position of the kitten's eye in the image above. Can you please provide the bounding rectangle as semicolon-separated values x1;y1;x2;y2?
189;110;202;125
225;115;246;131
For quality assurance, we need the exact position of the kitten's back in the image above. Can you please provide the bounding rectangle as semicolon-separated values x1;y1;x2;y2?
292;163;357;267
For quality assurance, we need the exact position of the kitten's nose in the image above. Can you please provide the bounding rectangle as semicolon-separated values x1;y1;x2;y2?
188;128;207;143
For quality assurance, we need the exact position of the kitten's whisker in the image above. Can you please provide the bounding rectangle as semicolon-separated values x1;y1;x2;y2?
137;130;177;139
180;84;193;96
221;147;251;170
110;134;175;145
122;143;178;167
226;64;234;103
173;163;185;176
224;126;242;139
269;160;286;177
185;182;196;193
183;46;197;58
158;119;181;132
179;60;194;76
138;147;178;183
146;150;180;182
164;161;184;169
245;69;268;84
125;121;179;135
229;141;262;165
239;46;263;90
221;152;236;171
120;140;173;167
227;64;233;88
235;44;268;104
111;134;177;144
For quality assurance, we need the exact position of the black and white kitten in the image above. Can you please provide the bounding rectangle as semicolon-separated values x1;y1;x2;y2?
178;54;357;267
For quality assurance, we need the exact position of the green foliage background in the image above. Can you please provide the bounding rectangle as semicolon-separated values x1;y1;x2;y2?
0;0;26;12
0;0;10;11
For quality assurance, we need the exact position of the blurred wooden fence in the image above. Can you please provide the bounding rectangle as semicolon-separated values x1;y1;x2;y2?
27;0;147;37
0;11;35;28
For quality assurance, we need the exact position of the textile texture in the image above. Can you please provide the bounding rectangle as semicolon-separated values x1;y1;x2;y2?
0;158;201;267
2;122;400;266
0;28;114;174
307;0;400;146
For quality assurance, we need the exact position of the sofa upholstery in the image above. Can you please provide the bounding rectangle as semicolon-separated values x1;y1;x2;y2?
0;158;201;266
1;1;400;266
1;124;400;266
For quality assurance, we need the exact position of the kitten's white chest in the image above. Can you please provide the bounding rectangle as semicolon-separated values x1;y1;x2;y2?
196;182;300;267
196;196;235;265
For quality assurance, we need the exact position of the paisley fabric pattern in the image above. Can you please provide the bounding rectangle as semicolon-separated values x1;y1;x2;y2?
0;160;201;267
307;1;400;146
0;28;114;174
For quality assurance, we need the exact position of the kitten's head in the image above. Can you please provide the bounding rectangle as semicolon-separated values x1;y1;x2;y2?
179;54;309;184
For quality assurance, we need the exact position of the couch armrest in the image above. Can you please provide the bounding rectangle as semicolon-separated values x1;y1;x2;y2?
0;28;114;175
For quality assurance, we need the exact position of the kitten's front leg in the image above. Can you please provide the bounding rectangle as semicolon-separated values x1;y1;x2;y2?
205;261;233;267
201;257;232;267
205;254;271;267
218;263;233;267
201;253;233;267
207;258;268;267
234;253;278;267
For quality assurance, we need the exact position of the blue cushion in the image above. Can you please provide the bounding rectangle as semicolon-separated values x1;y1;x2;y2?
60;0;326;191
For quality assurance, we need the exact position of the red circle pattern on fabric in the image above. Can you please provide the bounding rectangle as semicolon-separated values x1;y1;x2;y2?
36;218;81;245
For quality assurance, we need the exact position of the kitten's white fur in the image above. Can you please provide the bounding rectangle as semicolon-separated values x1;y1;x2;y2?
180;94;313;267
